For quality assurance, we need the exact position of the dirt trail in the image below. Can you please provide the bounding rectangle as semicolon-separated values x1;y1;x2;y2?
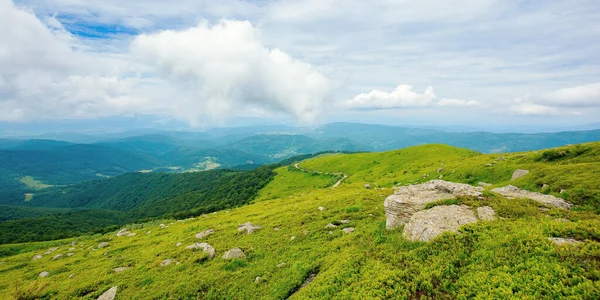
293;163;347;188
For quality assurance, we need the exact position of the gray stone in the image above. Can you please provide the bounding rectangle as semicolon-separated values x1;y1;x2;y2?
71;241;77;246
32;254;42;260
403;205;478;242
511;169;530;180
485;163;493;167
112;267;130;273
238;222;261;234
117;229;130;237
67;253;75;257
273;227;280;231
290;236;296;241
384;180;483;229
175;242;183;247
437;168;444;173
161;259;173;267
365;184;372;189
541;184;549;189
318;206;326;211
52;254;64;260
255;277;262;283
492;185;571;209
98;242;110;249
127;233;137;237
97;286;117;300
324;223;338;229
222;247;246;259
339;220;351;224
277;262;287;268
342;227;355;234
476;206;497;221
146;231;152;235
159;224;168;229
548;237;582;246
185;243;215;259
44;247;59;255
39;271;49;278
195;229;215;239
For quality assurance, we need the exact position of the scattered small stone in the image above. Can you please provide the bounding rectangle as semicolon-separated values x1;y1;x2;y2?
290;236;296;241
497;156;505;161
44;247;59;255
52;254;64;260
511;169;530;180
548;237;582;246
117;229;130;237
68;274;76;279
339;220;351;224
176;242;183;247
112;267;130;273
222;248;246;259
161;259;173;267
318;206;326;211
324;223;338;229
69;247;76;251
255;277;262;283
273;227;280;231
302;230;309;235
127;233;137;237
238;222;262;234
159;224;168;229
195;229;215;239
97;286;117;300
67;253;75;257
364;184;372;189
185;243;215;259
484;163;493;167
437;168;444;173
342;227;355;234
560;189;566;194
476;206;497;221
146;231;152;235
478;182;492;187
39;271;49;278
32;254;42;260
71;241;77;246
277;262;287;268
98;242;110;249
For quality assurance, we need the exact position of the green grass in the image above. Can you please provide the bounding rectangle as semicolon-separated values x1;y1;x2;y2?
1;142;600;299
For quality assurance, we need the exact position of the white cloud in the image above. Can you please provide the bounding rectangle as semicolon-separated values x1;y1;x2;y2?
509;103;559;116
341;85;435;109
540;82;600;107
437;98;479;107
130;20;331;124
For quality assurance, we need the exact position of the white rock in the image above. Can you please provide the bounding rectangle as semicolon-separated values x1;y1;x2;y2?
476;206;497;221
290;236;296;241
342;227;355;234
403;205;478;242
44;247;59;255
339;220;351;224
97;286;117;300
98;242;110;249
117;229;130;237
222;247;246;259
185;243;215;259
52;254;63;260
492;185;571;209
32;254;42;260
176;242;183;247
112;267;130;273
511;169;530;180
238;222;261;234
67;253;75;257
39;271;49;278
195;229;215;239
324;223;338;229
548;237;582;246
318;207;326;211
161;259;173;267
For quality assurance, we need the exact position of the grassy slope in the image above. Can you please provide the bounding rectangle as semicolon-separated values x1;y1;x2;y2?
1;143;600;299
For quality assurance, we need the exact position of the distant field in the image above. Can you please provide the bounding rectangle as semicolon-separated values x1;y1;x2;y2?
19;176;53;190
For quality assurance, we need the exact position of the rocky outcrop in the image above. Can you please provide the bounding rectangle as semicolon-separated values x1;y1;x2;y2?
403;205;478;242
238;222;261;234
384;180;483;229
222;248;246;259
195;229;215;239
548;237;582;246
492;185;571;209
97;286;117;300
511;169;529;180
476;206;497;221
186;243;215;259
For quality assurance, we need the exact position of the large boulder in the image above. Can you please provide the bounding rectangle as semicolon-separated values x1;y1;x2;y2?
476;206;497;221
384;180;483;229
238;222;261;234
403;205;478;242
511;169;530;180
492;185;571;209
97;286;117;300
186;243;215;259
223;248;246;259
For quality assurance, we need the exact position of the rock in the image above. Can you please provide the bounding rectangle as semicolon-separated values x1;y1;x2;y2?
342;227;355;234
97;286;117;300
161;259;173;267
52;254;64;260
318;206;326;211
159;224;168;229
273;227;280;231
69;247;76;251
32;254;42;260
238;222;261;234
127;233;137;237
185;243;215;259
302;230;309;235
255;277;262;283
39;271;49;278
437;168;444;173
117;229;130;237
67;253;75;257
403;205;478;242
339;220;351;224
485;163;493;167
290;236;296;241
324;223;338;229
478;182;492;187
560;189;566;194
497;156;505;161
511;169;530;180
146;231;152;235
384;180;483;229
277;262;287;268
112;267;130;273
476;206;497;221
548;237;582;246
44;247;59;255
195;229;215;239
222;248;246;259
365;184;372;189
71;241;77;246
98;242;110;249
492;185;571;209
68;274;76;279
176;242;183;247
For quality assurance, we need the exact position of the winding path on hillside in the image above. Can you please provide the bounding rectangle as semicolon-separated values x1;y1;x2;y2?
293;163;348;188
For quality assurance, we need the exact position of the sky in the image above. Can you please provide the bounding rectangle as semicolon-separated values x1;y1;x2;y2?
1;0;600;133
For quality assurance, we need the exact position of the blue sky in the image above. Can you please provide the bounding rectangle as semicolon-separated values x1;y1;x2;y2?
1;0;600;133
